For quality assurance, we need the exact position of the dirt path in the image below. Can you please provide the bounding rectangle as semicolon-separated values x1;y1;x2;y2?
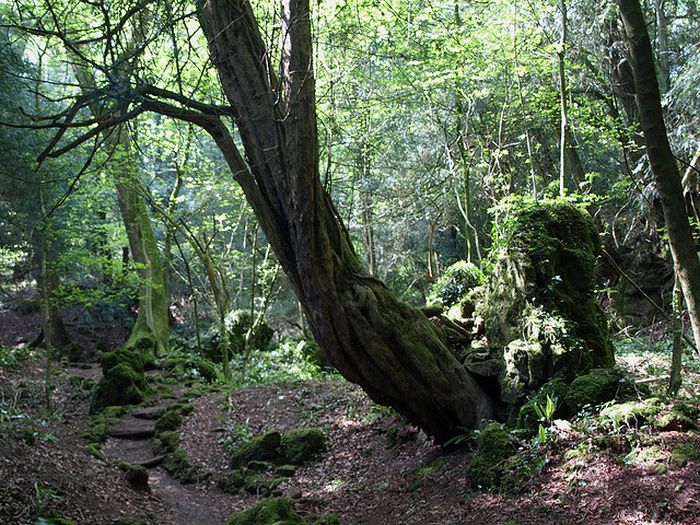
103;399;235;525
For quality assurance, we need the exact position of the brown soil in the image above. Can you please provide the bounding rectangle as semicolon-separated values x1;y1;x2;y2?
2;308;700;525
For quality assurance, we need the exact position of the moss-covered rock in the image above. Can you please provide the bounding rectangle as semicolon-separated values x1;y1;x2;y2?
230;431;282;468
670;442;700;468
280;428;327;465
274;464;297;477
227;497;304;525
155;409;183;434
652;403;698;431
599;398;663;429
86;443;105;461
476;203;614;406
153;430;179;455
563;368;625;414
119;462;150;492
466;422;517;490
91;347;151;413
164;448;207;483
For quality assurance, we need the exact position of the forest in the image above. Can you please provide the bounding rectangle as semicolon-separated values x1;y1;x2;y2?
1;0;700;523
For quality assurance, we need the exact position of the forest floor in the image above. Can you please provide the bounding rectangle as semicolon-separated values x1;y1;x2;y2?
2;309;700;525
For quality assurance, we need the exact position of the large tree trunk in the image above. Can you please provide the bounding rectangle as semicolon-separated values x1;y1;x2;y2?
617;0;700;351
197;0;493;441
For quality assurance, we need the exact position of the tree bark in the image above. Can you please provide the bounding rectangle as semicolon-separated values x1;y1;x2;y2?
617;0;700;352
197;0;494;440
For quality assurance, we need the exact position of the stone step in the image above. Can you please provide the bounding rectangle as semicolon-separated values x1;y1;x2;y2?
131;405;169;420
108;420;156;439
134;455;166;469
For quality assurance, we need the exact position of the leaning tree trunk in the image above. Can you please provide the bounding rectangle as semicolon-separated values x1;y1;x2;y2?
617;0;700;352
196;0;493;441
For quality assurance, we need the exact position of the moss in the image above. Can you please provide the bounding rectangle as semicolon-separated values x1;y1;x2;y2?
153;430;179;455
176;402;195;416
516;378;568;431
623;445;662;468
652;403;698;431
217;468;260;494
230;431;282;468
280;428;328;465
410;457;446;490
155;409;183;434
670;443;700;468
227;497;304;525
68;375;94;390
86;443;105;461
81;421;109;444
247;460;271;472
91;348;150;413
119;462;150;492
563;368;624;414
164;447;207;484
35;516;77;525
274;464;297;477
466;422;517;490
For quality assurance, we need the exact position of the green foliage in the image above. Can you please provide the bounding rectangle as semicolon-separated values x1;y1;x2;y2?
443;426;478;447
203;310;274;362
0;345;31;368
230;339;337;386
426;260;484;308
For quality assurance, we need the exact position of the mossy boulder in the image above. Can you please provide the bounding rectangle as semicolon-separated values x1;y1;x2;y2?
119;462;150;492
670;442;700;468
466;422;517;490
230;431;282;468
229;428;328;468
476;203;614;406
164;448;207;483
155;409;183;434
652;403;698;431
280;428;328;465
599;398;663;429
153;430;179;455
91;362;148;413
563;368;626;414
227;497;304;525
